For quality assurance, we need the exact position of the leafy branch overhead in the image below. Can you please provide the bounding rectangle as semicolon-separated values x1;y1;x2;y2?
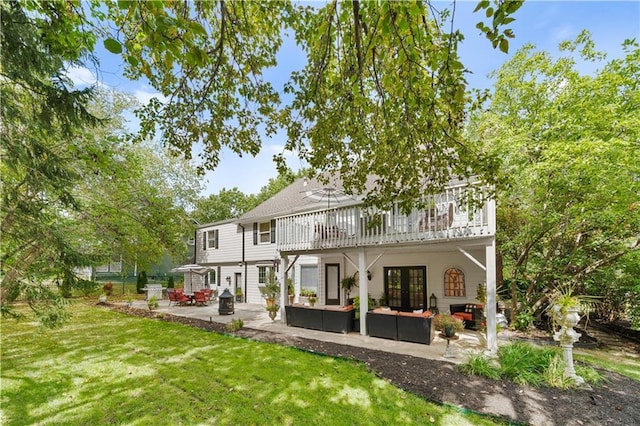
96;1;522;210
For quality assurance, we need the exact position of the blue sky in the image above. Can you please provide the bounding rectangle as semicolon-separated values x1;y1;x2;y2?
69;1;640;196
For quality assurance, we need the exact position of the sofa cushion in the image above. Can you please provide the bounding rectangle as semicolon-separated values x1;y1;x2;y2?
453;312;472;322
372;308;398;315
398;311;423;318
324;305;353;312
465;304;475;313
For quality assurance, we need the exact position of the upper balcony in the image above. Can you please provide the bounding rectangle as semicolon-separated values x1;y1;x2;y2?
276;182;494;253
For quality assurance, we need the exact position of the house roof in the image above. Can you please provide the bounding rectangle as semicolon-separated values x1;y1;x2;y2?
236;175;367;224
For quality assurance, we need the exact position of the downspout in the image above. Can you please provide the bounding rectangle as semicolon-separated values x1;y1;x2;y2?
240;224;246;300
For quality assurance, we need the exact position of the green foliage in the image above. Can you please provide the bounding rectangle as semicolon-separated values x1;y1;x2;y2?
258;269;279;300
147;296;159;310
434;314;465;333
10;0;521;213
498;342;558;387
474;33;640;321
226;319;244;332
167;276;174;289
77;280;100;296
457;353;501;380
136;271;148;295
352;295;375;319
460;342;603;389
512;309;535;332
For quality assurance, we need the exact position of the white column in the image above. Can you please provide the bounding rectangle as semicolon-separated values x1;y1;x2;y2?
280;255;289;322
485;196;498;353
358;248;368;335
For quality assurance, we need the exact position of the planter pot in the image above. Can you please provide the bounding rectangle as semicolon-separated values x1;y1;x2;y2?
98;295;107;303
443;325;456;338
268;309;277;320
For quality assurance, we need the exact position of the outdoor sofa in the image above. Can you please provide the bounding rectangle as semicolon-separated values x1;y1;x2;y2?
285;304;354;334
449;303;484;330
366;308;435;345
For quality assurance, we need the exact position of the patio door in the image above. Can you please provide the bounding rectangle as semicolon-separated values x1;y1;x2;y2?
325;263;340;305
384;266;426;312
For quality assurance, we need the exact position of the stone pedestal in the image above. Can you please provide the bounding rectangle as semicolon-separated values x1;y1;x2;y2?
553;306;585;385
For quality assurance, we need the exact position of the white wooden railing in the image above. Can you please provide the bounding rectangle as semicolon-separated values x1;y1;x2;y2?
276;182;493;252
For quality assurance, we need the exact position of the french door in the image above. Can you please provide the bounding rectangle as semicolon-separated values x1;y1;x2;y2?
384;266;427;312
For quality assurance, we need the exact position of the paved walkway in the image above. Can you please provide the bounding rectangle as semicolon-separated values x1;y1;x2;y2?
132;299;486;363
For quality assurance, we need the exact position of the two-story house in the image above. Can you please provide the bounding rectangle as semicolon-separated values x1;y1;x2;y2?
196;175;499;351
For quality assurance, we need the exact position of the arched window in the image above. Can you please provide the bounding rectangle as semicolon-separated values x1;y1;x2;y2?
444;268;465;297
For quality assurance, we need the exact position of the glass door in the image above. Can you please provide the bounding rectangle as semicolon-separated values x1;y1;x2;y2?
384;266;426;311
325;263;340;305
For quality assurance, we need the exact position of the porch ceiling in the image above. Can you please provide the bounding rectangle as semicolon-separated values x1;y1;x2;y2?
279;235;494;257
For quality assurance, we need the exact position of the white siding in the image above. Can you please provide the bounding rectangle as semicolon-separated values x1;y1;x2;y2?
317;249;487;310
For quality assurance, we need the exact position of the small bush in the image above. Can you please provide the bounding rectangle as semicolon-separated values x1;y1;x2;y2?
102;282;114;296
136;271;148;294
460;342;606;389
77;279;100;296
167;276;174;289
226;319;244;332
457;353;501;380
512;309;535;331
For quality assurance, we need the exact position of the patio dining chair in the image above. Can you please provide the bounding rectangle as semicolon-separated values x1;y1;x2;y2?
193;291;208;306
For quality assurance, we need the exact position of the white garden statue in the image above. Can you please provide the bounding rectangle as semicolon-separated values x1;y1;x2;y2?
552;303;586;386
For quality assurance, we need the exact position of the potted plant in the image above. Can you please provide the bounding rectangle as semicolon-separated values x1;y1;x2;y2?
147;295;159;310
434;314;464;338
340;275;357;303
235;287;243;303
259;269;280;318
287;278;295;305
308;292;317;307
126;296;134;308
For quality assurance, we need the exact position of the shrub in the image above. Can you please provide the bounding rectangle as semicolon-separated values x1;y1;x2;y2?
167;276;174;289
77;279;100;296
136;271;148;294
226;319;244;332
458;353;501;380
433;314;464;333
102;282;113;296
512;309;535;331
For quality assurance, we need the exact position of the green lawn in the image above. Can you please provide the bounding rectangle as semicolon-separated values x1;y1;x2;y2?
1;303;502;425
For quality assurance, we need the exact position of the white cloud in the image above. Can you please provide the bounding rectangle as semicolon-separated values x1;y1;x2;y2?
65;66;97;87
133;86;168;105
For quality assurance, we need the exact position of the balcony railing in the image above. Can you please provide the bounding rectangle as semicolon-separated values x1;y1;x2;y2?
276;182;493;252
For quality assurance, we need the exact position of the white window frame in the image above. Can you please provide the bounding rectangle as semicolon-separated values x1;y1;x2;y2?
258;222;271;244
258;266;274;284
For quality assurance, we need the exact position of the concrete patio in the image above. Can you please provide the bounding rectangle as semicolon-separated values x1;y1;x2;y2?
130;298;486;363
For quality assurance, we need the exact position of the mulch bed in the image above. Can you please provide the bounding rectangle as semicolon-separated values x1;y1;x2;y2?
108;304;640;425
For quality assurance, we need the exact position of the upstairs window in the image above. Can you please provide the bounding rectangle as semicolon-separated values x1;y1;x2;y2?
253;220;276;245
444;267;465;297
203;230;219;249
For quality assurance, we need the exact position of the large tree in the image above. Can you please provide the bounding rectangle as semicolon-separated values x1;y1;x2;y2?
17;0;520;209
472;32;640;324
0;2;201;325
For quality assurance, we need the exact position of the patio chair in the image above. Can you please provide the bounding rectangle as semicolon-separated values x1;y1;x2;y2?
172;289;191;306
194;291;208;306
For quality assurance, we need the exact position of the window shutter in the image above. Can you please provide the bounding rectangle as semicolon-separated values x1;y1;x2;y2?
202;231;207;250
214;230;219;249
270;219;276;243
253;223;258;245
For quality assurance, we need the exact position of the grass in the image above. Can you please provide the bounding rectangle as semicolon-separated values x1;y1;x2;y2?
1;303;504;426
459;341;607;389
574;348;640;381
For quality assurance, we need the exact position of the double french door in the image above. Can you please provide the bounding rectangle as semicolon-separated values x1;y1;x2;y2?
384;266;427;312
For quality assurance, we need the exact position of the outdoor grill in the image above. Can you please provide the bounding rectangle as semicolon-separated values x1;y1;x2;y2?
143;284;163;301
218;288;234;315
